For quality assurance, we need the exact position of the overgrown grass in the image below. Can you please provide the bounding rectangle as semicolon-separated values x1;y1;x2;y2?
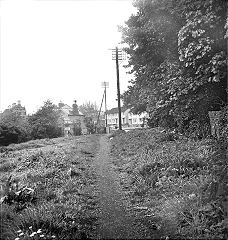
111;128;228;239
0;135;100;240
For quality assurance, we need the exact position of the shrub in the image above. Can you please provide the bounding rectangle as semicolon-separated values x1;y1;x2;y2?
0;124;31;146
84;117;96;134
96;126;106;134
28;100;63;140
0;109;32;146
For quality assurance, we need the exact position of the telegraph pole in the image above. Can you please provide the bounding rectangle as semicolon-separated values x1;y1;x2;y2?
105;86;107;127
96;90;105;133
115;47;122;130
101;81;109;129
110;46;126;130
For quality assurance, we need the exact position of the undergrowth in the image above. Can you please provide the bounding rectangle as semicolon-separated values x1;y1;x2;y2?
111;128;228;239
0;135;100;240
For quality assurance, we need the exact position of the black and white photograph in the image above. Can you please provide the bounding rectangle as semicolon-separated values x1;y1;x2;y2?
0;0;227;239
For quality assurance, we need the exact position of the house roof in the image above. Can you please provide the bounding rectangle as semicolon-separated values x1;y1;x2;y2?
58;103;84;116
106;107;128;114
68;111;84;116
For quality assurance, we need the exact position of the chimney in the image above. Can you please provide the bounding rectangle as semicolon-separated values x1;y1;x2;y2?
58;102;64;108
72;100;79;115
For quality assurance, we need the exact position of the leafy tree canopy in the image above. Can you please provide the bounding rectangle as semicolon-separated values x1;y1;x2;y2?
28;100;62;139
79;101;99;121
0;104;31;145
79;102;99;134
120;0;227;132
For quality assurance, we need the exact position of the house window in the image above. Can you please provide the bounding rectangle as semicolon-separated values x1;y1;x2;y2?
122;118;125;124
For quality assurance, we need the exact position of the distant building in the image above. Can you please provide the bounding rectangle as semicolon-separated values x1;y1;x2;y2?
58;100;87;136
2;100;26;118
106;107;148;129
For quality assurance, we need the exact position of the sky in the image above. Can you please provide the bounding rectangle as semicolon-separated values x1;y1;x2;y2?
0;0;137;114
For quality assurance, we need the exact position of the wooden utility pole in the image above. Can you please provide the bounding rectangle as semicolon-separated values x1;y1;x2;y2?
101;81;109;129
104;86;107;127
115;46;122;130
110;46;126;130
96;90;105;133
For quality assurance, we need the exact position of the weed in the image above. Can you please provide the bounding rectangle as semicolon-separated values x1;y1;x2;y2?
111;128;228;239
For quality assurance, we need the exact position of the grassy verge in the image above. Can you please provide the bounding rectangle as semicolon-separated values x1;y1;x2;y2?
0;135;100;240
110;128;228;239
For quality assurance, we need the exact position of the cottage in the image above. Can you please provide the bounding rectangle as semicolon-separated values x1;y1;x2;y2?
58;101;87;136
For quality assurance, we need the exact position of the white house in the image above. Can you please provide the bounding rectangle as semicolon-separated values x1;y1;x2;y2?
106;107;148;129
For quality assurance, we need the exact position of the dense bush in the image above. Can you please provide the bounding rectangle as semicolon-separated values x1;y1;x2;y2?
0;100;64;146
84;117;96;134
28;100;62;140
96;126;106;134
0;110;32;146
0;125;22;146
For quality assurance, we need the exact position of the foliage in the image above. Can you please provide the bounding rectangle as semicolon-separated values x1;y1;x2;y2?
96;126;106;134
84;116;96;134
0;107;32;146
218;106;228;140
111;128;228;239
79;102;98;134
0;124;24;146
79;101;98;122
28;100;62;140
120;0;227;135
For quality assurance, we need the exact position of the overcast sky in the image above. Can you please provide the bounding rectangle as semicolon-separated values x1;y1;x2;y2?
0;0;136;114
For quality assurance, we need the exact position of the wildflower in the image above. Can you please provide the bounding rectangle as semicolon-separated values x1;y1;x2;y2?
17;230;22;233
37;229;42;233
15;238;20;240
29;226;33;230
52;236;56;238
188;193;196;199
40;235;45;238
30;233;36;237
19;232;24;236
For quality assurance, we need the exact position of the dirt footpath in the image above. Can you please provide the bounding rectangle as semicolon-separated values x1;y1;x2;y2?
93;135;144;239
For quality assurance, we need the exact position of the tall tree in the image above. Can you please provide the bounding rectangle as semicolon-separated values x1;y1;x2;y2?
120;0;227;133
79;102;99;121
79;102;99;134
28;100;62;139
0;106;31;145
